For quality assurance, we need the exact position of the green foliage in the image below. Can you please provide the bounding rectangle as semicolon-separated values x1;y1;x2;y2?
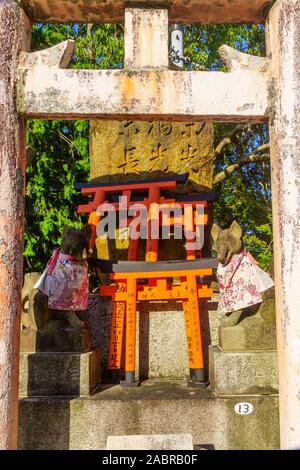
25;22;272;272
212;122;272;269
183;24;265;71
182;24;272;267
25;24;123;271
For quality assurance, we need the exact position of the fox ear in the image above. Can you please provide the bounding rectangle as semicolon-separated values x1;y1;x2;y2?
229;220;243;240
84;224;93;241
62;225;71;239
211;224;222;242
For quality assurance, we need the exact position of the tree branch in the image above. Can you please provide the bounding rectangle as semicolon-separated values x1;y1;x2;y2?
213;151;270;185
214;123;254;157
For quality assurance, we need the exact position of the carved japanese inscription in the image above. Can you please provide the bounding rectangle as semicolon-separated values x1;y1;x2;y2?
90;120;214;189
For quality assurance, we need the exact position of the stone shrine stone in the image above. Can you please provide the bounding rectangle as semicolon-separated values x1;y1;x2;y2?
90;120;214;190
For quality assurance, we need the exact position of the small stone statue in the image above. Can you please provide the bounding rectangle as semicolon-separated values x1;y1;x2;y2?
22;224;93;352
211;221;276;350
35;224;92;329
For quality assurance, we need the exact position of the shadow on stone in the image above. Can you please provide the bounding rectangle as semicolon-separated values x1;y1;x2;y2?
19;398;71;450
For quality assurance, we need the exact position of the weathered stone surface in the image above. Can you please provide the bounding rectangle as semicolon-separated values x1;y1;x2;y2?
20;1;271;24
220;318;277;351
266;0;300;450
209;346;278;396
0;0;27;450
219;45;270;72
19;39;75;68
90;120;214;189
219;294;277;351
18;67;270;121
207;296;223;346
35;321;90;353
21;272;41;352
137;301;189;379
86;295;219;380
106;433;193;450
17;8;270;123
125;8;168;69
19;349;101;397
18;381;279;450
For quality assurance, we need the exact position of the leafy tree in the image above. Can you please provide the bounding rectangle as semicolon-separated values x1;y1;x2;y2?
25;24;123;271
25;22;272;272
182;24;272;268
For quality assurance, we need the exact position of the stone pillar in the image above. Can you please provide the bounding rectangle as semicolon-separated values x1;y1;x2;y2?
124;7;169;69
266;0;300;450
0;0;28;449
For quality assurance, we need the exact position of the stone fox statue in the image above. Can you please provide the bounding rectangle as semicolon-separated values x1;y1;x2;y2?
34;224;92;331
211;221;276;350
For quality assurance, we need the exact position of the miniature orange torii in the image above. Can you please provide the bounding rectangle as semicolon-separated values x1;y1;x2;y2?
76;175;218;386
98;259;218;386
75;176;217;262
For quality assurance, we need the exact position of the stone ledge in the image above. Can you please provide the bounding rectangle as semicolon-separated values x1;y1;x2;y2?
19;349;101;398
209;346;278;396
21;1;269;24
19;380;279;450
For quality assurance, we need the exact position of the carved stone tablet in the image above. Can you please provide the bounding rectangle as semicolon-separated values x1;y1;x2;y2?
90;120;214;190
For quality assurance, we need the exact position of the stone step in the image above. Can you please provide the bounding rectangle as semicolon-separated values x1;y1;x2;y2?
19;380;279;450
19;349;101;398
106;433;194;450
209;346;278;396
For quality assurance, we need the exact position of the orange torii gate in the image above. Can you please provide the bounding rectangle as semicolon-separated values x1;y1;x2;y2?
99;261;217;386
76;175;216;262
76;175;217;386
0;0;299;451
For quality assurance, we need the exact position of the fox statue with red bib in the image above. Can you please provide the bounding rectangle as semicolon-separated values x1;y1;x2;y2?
211;221;276;351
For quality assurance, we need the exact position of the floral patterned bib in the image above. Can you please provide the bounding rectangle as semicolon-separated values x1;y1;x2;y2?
217;250;274;313
34;251;89;311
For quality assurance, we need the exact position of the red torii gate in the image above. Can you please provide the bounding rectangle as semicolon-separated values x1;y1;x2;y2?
76;175;216;386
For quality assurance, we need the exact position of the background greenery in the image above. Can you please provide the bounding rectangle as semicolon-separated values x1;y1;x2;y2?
25;23;272;272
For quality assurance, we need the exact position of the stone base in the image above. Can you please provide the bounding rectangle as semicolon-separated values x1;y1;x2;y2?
106;434;194;450
219;322;277;351
20;328;38;353
19;349;101;397
209;346;278;396
21;323;90;353
89;296;220;380
36;322;90;353
18;381;279;450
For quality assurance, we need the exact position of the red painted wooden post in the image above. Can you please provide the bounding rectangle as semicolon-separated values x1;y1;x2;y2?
0;1;28;449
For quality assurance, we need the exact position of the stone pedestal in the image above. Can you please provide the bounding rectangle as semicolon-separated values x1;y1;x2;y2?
87;295;221;380
209;346;278;396
18;380;279;450
21;323;90;353
35;322;90;353
219;322;277;351
19;349;101;398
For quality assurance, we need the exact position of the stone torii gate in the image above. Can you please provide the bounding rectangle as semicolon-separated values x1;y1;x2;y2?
0;0;299;450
